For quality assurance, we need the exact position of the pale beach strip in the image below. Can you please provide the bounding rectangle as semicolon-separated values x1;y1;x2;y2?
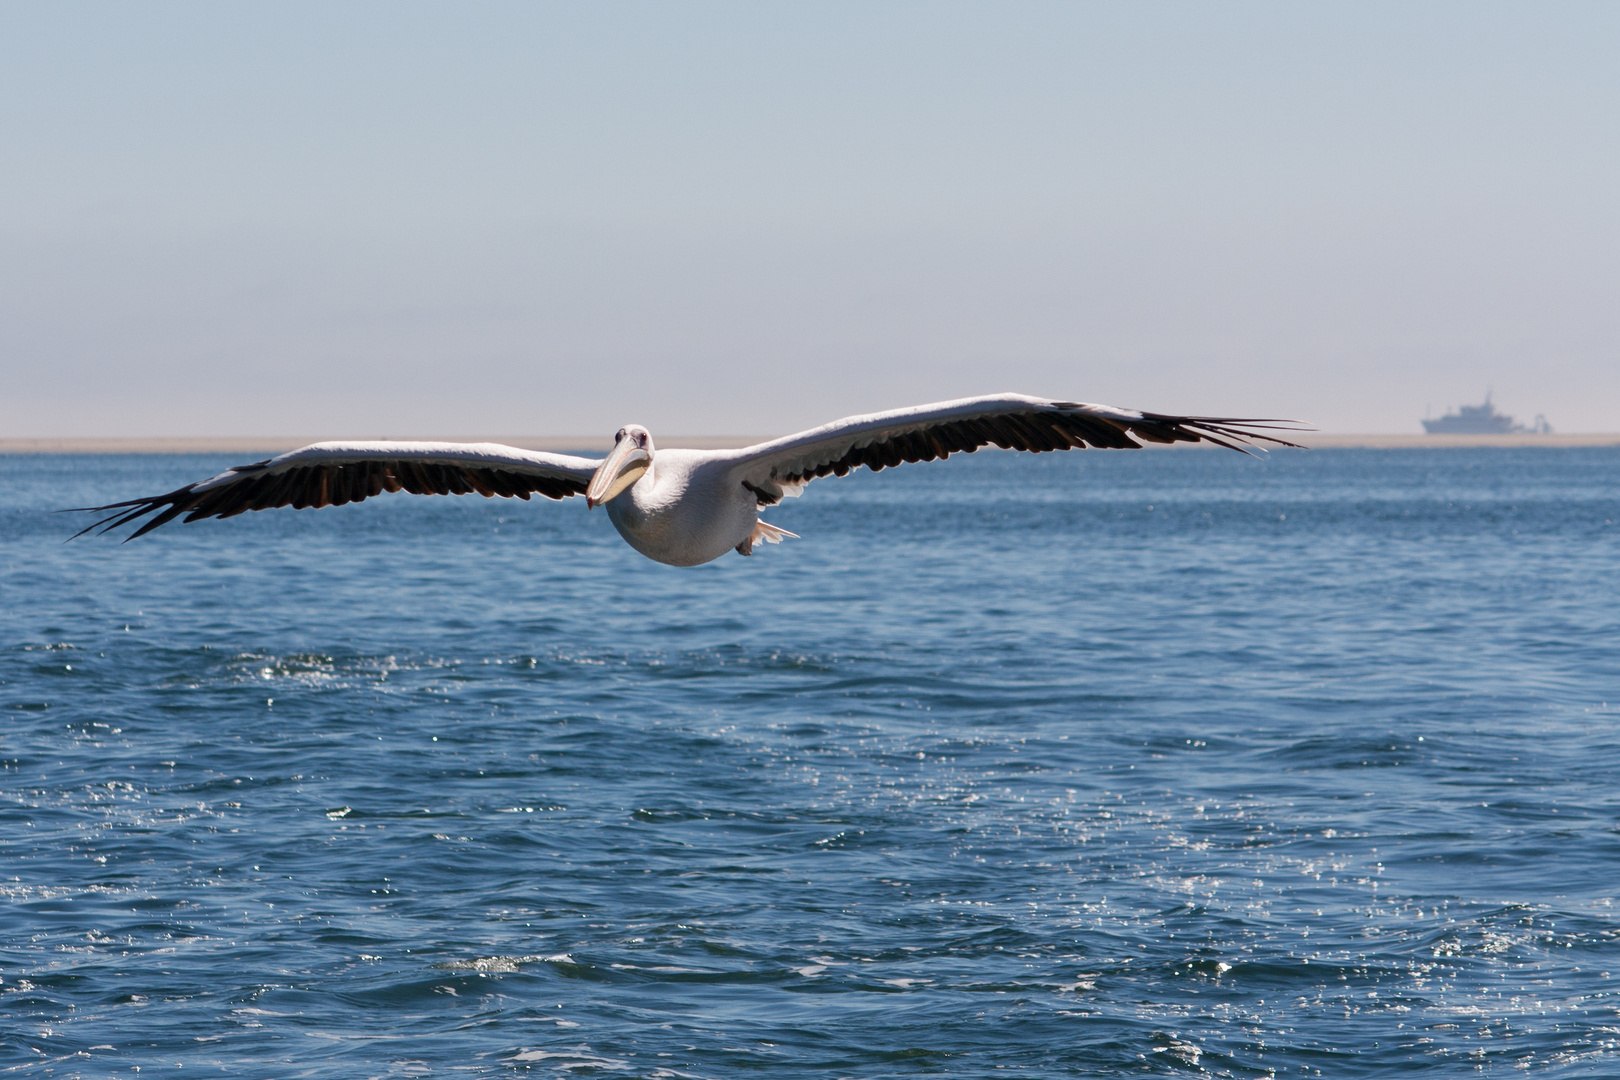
1297;432;1620;449
1;432;1617;454
0;435;770;455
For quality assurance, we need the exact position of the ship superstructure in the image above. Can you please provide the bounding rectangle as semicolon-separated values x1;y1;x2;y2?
1422;395;1550;435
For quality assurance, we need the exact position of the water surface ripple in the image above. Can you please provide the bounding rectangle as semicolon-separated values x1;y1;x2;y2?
2;448;1618;1076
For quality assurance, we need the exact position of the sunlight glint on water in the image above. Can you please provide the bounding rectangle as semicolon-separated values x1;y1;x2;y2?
2;447;1618;1076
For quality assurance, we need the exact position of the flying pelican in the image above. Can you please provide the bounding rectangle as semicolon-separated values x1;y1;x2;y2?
74;394;1303;566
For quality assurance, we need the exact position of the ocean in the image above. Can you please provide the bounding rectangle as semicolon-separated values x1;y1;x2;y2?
2;446;1617;1077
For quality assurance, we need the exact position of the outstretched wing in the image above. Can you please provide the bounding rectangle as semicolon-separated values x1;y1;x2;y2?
72;441;601;540
721;394;1307;504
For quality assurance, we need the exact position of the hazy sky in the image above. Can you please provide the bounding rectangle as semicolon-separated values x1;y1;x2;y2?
2;1;1616;436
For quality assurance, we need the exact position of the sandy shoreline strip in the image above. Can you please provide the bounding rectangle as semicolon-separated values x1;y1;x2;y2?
1297;433;1620;448
1302;430;1620;446
0;435;767;455
1;432;1617;454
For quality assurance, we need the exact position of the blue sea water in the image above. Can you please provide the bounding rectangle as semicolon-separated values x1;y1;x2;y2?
2;446;1618;1077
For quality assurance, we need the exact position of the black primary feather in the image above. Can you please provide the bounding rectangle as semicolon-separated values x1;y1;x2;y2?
69;459;586;541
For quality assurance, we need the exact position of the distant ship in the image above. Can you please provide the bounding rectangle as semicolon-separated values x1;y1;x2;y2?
1422;395;1550;435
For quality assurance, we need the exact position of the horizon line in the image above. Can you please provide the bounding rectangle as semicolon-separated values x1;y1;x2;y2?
4;432;1620;454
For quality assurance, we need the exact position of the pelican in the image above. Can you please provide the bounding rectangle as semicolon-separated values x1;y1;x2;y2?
74;394;1304;566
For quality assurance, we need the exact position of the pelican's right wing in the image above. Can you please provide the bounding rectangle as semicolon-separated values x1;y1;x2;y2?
720;394;1307;505
72;441;601;540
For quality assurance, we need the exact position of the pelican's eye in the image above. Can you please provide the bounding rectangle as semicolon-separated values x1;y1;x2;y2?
614;429;625;444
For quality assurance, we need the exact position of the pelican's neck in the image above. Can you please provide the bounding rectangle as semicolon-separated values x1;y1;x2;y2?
607;450;659;519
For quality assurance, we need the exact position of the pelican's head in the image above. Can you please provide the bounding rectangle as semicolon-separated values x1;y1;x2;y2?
586;425;654;508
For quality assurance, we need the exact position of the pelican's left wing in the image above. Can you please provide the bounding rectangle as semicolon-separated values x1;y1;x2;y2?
72;441;601;540
721;394;1306;504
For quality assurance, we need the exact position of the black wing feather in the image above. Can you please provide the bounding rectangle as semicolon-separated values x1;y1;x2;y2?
770;407;1303;492
71;459;587;541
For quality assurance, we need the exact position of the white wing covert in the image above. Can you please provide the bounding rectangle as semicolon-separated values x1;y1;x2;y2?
74;441;601;540
724;394;1305;505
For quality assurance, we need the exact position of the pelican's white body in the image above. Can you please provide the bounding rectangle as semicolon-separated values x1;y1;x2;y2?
602;450;765;567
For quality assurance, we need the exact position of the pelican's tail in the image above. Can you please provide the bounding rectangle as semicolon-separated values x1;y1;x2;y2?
735;519;799;556
754;520;797;544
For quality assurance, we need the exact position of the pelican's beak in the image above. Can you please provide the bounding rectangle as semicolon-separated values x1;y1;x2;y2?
585;440;650;508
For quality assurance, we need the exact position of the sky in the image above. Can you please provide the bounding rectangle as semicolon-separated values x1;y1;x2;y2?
2;1;1617;437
